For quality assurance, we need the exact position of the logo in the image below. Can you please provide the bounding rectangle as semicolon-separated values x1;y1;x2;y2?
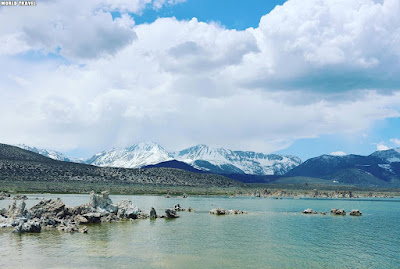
1;1;37;6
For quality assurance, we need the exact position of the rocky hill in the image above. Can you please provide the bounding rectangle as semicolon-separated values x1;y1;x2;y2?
284;153;400;187
0;144;243;187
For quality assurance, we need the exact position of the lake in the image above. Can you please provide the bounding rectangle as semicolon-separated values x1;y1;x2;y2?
1;194;399;268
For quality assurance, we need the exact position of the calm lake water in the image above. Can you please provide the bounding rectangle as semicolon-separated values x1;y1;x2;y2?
1;194;399;269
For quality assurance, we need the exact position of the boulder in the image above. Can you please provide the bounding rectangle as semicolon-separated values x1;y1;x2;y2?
74;215;89;224
82;213;102;223
210;208;247;215
331;208;346;215
0;191;10;199
188;207;195;212
174;204;185;211
101;214;118;223
150;207;157;219
210;208;227;215
57;222;80;233
79;226;88;234
302;208;318;214
30;198;65;219
13;220;41;233
117;200;140;219
7;200;27;218
349;209;362;216
165;209;179;218
89;191;117;213
67;204;93;216
227;209;247;215
13;195;28;200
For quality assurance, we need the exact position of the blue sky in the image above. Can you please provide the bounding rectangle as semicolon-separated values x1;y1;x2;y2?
1;0;400;161
132;0;287;30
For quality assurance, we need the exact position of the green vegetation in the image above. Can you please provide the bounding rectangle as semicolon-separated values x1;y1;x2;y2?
1;180;399;197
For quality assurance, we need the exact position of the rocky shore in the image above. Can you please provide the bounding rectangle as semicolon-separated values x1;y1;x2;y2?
247;189;397;199
0;191;197;234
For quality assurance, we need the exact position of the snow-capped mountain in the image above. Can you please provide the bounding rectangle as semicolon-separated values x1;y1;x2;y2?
87;142;173;168
15;144;71;162
16;142;302;175
370;148;400;163
173;144;302;175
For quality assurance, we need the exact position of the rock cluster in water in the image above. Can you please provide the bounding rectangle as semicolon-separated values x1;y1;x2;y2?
302;208;362;216
209;208;247;215
302;208;326;215
349;209;362;216
330;208;346;215
0;191;192;234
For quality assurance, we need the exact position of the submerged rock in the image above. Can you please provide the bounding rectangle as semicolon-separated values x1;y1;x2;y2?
331;208;346;215
210;208;247;215
187;207;195;212
227;209;247;215
82;213;102;223
0;191;11;200
13;195;28;200
150;207;157;219
165;209;179;218
74;215;89;225
302;208;318;214
13;220;41;233
349;209;362;216
210;208;227;215
57;223;80;233
174;204;185;211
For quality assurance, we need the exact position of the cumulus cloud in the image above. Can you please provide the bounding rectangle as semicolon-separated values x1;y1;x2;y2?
240;0;400;92
330;151;347;156
0;0;399;155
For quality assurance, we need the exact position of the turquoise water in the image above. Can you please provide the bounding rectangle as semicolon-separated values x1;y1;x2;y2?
1;194;399;268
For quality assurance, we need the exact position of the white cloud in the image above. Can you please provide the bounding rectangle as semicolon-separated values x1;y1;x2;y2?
390;138;400;146
377;143;390;151
330;151;347;156
0;0;400;155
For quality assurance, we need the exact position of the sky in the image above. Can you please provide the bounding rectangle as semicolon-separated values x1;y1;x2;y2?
0;0;400;161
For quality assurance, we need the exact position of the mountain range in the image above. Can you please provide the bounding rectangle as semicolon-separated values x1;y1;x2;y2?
16;142;301;176
285;151;400;187
0;144;242;187
13;142;400;187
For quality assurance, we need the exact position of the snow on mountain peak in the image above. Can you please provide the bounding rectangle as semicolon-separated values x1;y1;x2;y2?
14;144;71;162
87;142;172;168
15;142;303;176
173;144;302;175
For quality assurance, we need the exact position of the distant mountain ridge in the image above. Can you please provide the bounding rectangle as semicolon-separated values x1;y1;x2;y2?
285;149;400;187
0;143;243;187
172;144;301;175
15;142;301;176
7;142;400;187
15;144;72;162
84;143;301;176
87;142;173;168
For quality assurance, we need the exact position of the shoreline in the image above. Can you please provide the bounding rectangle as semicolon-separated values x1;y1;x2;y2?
1;180;400;198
